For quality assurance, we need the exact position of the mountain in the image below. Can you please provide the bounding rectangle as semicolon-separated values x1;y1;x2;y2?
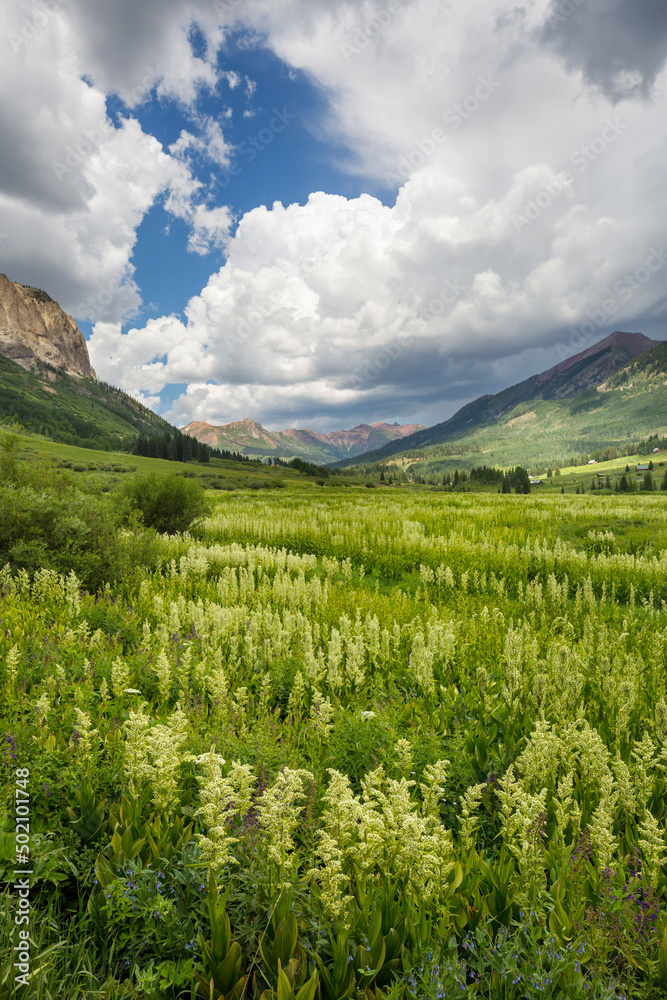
182;417;426;463
0;275;195;451
604;338;667;389
336;331;662;467
0;273;96;378
0;352;185;451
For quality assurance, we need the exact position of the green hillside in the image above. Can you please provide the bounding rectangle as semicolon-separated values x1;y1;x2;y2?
607;339;667;386
345;355;667;479
335;332;660;469
2;428;316;496
341;343;667;477
0;353;172;450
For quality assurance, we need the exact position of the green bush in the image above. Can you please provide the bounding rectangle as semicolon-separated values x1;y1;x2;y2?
0;483;158;590
121;473;212;534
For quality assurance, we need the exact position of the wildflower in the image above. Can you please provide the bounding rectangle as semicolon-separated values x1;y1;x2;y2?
395;738;414;776
111;657;131;699
122;705;193;814
4;647;19;695
195;749;255;878
589;772;618;871
153;649;172;702
257;767;313;886
310;689;334;738
34;692;51;726
638;811;667;886
458;782;485;850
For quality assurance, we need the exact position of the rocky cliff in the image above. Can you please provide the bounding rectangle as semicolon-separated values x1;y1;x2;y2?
0;273;96;379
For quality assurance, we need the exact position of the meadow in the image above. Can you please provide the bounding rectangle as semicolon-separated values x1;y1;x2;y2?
2;483;667;998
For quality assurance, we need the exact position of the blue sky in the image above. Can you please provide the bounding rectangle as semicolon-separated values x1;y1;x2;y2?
1;0;666;431
108;32;384;332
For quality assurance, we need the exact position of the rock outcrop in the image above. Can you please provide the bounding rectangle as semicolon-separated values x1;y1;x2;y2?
0;273;96;379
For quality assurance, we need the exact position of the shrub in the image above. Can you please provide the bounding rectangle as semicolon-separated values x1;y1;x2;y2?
0;483;158;590
121;473;211;534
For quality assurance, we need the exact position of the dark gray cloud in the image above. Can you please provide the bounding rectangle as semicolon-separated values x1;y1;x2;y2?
540;0;667;101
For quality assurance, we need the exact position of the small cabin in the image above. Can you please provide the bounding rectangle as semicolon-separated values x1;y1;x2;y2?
636;464;649;472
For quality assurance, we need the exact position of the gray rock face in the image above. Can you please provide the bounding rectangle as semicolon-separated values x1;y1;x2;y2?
0;273;96;379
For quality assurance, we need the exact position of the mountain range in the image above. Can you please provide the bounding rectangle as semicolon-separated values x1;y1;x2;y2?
0;271;665;472
334;330;664;468
182;417;426;463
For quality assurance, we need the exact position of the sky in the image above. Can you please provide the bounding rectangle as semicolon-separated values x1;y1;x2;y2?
1;0;666;432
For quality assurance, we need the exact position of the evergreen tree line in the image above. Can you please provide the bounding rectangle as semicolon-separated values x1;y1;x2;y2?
616;471;667;492
637;433;667;456
263;456;331;477
132;430;257;466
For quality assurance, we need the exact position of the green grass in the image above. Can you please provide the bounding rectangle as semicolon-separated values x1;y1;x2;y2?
345;381;667;483
2;486;667;996
0;354;175;450
344;343;667;480
7;430;305;493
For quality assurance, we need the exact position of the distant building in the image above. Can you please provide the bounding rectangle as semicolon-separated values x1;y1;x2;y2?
652;448;661;453
636;464;649;472
587;459;597;465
